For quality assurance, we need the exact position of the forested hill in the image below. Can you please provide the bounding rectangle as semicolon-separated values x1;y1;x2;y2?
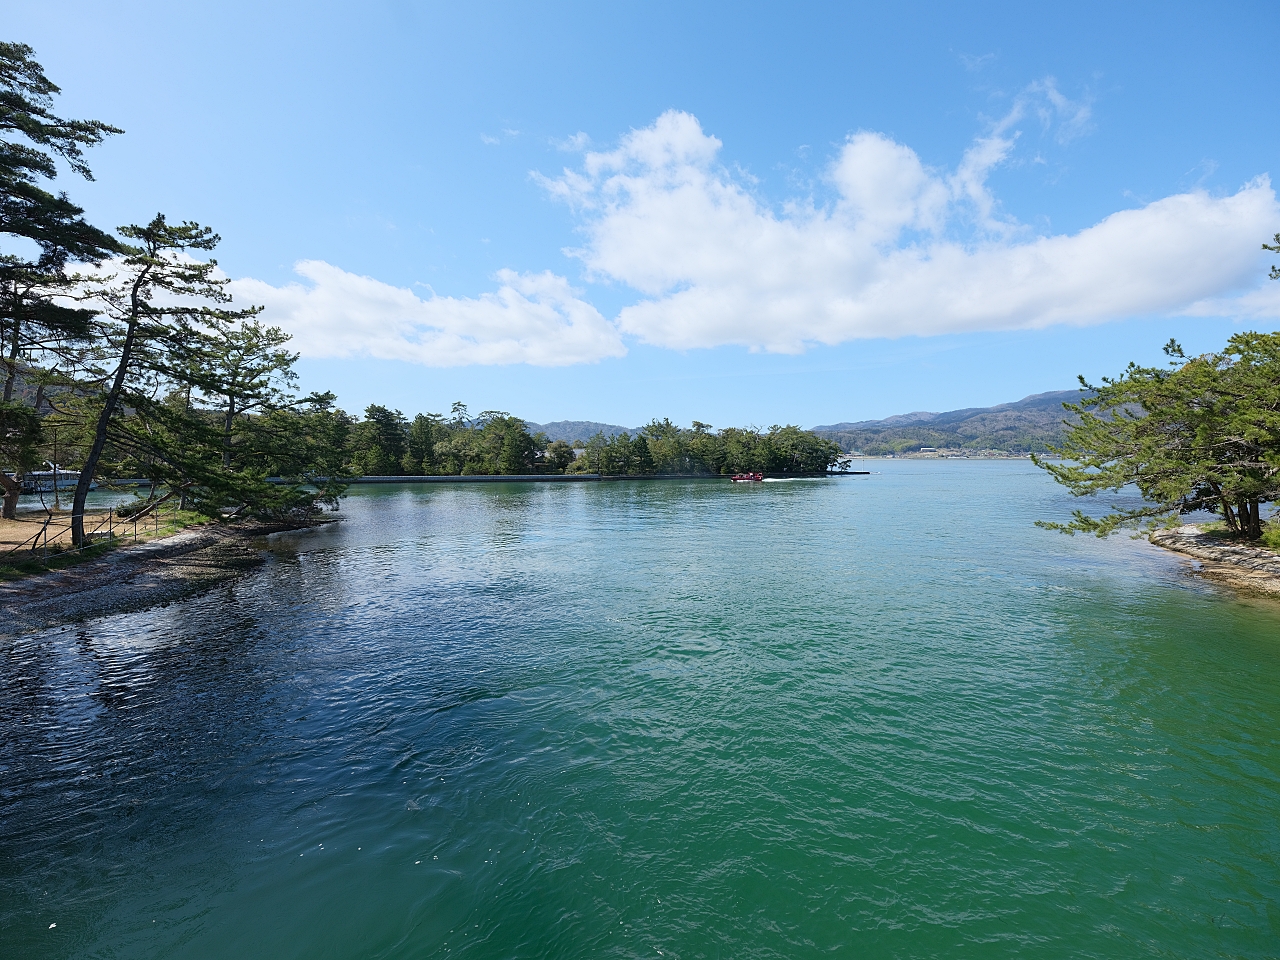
812;390;1086;454
524;390;1085;453
524;420;636;443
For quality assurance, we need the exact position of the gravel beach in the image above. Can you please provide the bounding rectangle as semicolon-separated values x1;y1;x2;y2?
0;522;291;637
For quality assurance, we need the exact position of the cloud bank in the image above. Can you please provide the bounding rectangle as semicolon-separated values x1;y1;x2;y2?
229;262;624;366
542;110;1278;353
233;104;1279;366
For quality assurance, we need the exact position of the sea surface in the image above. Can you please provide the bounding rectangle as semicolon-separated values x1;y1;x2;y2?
2;461;1278;959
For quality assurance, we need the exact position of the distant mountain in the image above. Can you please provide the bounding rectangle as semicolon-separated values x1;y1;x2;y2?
524;420;636;443
812;390;1086;454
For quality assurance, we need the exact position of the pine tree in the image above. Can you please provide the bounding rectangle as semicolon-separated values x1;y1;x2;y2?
69;215;259;545
0;42;120;517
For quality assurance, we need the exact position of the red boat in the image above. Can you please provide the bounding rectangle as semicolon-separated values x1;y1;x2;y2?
730;472;764;482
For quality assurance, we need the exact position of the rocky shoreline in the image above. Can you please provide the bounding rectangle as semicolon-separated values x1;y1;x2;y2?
1150;525;1280;597
0;520;320;637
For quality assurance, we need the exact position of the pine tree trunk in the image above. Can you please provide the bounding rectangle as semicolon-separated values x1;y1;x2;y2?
3;311;21;518
223;398;235;469
1224;501;1239;532
3;310;20;404
71;318;139;547
0;472;18;520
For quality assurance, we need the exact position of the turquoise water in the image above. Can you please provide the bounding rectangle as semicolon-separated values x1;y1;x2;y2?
2;461;1278;958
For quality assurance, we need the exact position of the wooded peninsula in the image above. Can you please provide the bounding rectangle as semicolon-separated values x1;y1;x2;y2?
6;39;1279;571
0;43;840;552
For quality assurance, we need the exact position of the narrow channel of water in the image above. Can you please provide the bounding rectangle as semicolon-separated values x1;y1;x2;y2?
2;461;1278;958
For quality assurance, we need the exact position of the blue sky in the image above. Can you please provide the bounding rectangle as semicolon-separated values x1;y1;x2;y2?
8;1;1280;427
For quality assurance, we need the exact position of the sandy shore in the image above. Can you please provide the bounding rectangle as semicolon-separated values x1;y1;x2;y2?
0;521;307;637
1;509;119;552
1150;525;1280;596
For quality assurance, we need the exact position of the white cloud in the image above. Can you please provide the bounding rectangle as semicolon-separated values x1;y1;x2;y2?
229;262;625;366
1182;278;1280;319
220;102;1276;369
1031;78;1093;144
539;109;1278;353
554;131;591;152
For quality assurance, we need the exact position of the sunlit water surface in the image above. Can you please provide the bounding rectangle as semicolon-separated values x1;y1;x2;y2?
3;462;1278;958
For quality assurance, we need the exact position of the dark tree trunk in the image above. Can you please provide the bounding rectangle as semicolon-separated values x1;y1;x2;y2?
72;263;154;547
3;309;19;404
1247;499;1262;540
223;397;235;469
180;384;191;510
0;472;18;520
3;302;20;518
1222;499;1239;533
71;318;139;546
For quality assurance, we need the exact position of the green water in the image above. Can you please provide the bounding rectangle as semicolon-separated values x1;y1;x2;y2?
2;462;1278;958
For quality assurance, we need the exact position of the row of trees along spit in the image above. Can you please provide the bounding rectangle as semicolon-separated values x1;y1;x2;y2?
348;406;840;478
0;42;841;547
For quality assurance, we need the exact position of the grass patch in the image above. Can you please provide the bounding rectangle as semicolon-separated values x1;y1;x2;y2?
132;508;210;539
0;538;119;581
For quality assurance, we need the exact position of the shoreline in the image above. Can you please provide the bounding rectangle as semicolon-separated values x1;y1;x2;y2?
0;520;323;637
1150;525;1280;597
297;472;865;484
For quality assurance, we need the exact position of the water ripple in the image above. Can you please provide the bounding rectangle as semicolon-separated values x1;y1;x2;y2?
2;465;1279;958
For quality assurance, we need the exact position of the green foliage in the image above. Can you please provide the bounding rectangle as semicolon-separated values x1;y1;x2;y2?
544;439;575;473
1261;522;1280;552
0;42;122;181
28;213;350;536
66;214;269;540
1;42;121;517
1036;332;1280;540
348;404;408;475
339;409;838;478
445;412;539;475
342;406;546;476
188;316;295;468
498;419;538;474
404;413;446;473
0;398;40;473
230;392;351;512
570;420;840;476
0;40;120;263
